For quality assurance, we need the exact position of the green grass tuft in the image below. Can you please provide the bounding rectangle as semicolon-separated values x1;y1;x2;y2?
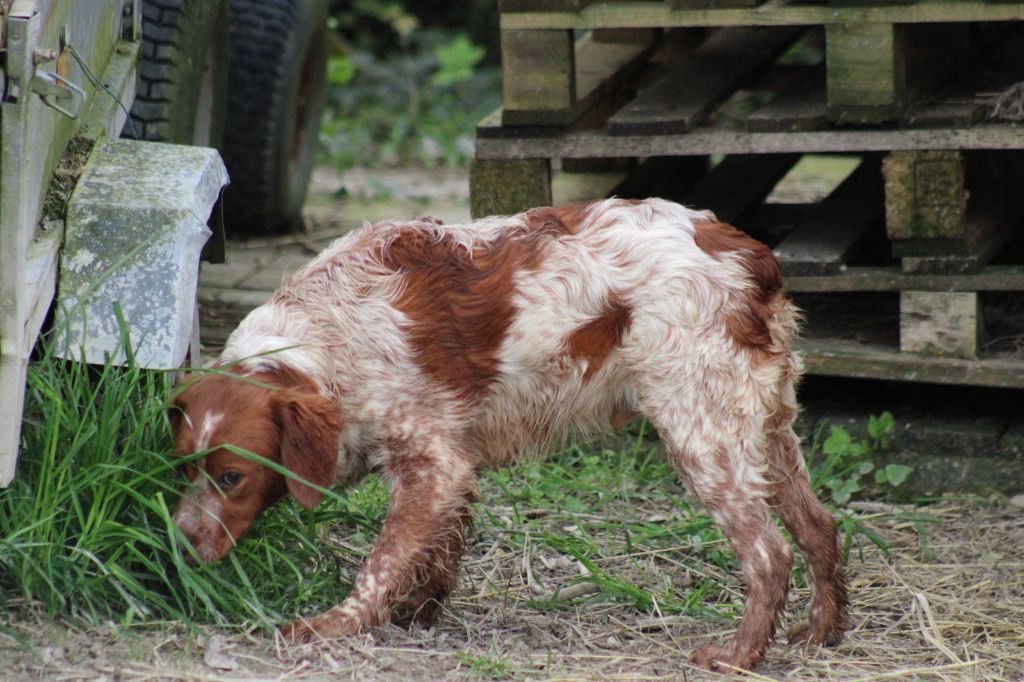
0;331;377;630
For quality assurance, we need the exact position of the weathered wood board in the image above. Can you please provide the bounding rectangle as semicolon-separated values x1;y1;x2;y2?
607;26;803;135
502;30;655;126
900;291;981;359
774;156;884;276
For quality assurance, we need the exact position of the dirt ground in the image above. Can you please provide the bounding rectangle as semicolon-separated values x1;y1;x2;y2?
2;496;1022;681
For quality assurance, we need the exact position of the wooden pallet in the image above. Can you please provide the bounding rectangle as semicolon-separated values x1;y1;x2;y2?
478;4;1024;387
498;2;1024;126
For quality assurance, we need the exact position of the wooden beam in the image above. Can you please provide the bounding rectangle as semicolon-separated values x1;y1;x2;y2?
501;29;576;125
671;0;766;7
783;265;1024;293
799;337;1024;389
500;3;1024;31
607;26;802;135
774;156;884;276
826;23;907;124
502;30;655;126
474;122;1024;159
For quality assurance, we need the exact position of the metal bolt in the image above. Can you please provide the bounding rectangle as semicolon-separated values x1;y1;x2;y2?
33;48;58;65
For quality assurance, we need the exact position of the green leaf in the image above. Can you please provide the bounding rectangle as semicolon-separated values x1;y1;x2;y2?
327;56;356;86
823;426;853;457
432;35;485;86
832;478;861;505
883;464;913;487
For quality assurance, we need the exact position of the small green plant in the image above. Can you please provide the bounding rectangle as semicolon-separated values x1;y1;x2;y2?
455;648;518;680
808;411;911;505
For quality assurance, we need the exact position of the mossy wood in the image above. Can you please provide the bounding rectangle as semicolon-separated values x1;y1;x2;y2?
469;159;552;218
826;23;906;124
884;151;1018;272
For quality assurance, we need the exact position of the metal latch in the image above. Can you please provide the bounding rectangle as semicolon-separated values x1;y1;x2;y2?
30;71;84;119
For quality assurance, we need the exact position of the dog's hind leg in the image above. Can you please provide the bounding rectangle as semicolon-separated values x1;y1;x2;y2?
642;376;793;671
766;363;848;647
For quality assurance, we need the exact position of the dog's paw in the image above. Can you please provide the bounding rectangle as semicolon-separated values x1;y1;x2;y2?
690;641;762;672
786;621;845;648
282;610;361;644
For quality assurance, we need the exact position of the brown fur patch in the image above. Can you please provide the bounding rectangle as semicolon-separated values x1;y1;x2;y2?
382;209;575;399
693;220;783;354
566;296;633;382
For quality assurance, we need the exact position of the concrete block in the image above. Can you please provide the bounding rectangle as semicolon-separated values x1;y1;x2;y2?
54;138;228;369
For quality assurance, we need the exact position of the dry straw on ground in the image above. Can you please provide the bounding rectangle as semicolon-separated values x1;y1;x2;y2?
2;498;1022;681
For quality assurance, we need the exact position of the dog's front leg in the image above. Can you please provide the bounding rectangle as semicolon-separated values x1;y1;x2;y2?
285;440;477;642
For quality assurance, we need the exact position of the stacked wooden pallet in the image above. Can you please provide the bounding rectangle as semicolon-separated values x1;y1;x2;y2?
471;0;1024;389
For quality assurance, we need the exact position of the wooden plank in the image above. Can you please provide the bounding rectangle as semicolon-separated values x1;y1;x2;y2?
749;85;985;133
500;3;1024;30
826;0;911;5
607;27;802;135
747;86;828;133
900;291;981;359
671;0;766;7
903;99;986;128
501;29;576;125
474;122;1024;159
783;265;1024;293
22;224;62;356
774;156;884;276
683;153;800;225
469;158;552;218
502;30;656;126
826;23;907;124
799;337;1024;389
500;0;592;10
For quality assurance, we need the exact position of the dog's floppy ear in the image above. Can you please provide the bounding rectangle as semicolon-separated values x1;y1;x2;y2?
273;389;341;509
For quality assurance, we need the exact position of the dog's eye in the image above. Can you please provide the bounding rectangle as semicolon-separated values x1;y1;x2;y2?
218;471;242;490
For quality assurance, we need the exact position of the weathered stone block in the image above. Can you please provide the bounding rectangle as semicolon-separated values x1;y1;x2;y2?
54;138;228;369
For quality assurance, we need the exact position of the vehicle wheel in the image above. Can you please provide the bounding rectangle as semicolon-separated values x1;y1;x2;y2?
126;0;231;147
221;0;329;236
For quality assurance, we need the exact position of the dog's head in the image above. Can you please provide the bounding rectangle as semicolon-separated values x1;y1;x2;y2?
169;370;342;562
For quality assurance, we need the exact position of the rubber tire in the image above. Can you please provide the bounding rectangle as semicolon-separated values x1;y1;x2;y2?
126;0;231;147
220;0;329;236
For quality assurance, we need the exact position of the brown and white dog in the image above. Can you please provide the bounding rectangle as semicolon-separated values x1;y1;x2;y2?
170;198;848;671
